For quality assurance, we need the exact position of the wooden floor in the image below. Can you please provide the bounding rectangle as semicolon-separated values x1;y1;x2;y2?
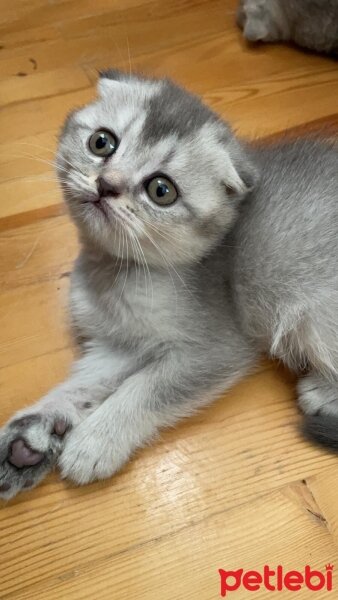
1;1;338;598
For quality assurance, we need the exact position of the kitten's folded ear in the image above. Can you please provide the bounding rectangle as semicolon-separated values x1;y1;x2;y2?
98;69;131;96
98;69;149;97
99;69;130;82
223;138;259;198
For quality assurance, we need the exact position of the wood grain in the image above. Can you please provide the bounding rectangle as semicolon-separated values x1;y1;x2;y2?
1;0;338;598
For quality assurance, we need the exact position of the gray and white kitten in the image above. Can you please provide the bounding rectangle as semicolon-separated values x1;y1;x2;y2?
237;0;338;55
1;70;338;500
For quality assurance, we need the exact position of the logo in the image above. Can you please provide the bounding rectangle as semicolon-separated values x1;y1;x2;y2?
219;564;334;596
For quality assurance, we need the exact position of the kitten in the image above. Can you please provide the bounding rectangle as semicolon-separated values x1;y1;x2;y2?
1;71;338;499
237;0;338;55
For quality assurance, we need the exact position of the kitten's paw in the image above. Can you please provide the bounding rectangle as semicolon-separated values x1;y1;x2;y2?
0;411;71;500
298;374;338;417
59;423;126;485
237;0;280;42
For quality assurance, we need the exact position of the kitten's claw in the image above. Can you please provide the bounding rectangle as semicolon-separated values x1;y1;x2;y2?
0;412;71;500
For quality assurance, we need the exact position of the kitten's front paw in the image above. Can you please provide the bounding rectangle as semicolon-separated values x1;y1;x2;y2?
0;411;70;500
59;423;127;485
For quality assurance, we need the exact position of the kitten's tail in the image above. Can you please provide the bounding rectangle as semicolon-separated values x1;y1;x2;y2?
303;414;338;451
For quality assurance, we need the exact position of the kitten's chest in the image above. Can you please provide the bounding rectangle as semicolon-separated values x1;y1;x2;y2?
70;262;187;347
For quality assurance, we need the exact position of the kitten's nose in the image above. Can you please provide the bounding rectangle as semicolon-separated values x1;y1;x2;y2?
96;176;124;198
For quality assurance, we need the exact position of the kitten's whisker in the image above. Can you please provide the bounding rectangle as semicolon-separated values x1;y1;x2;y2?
11;153;57;169
14;150;87;179
126;35;132;76
113;218;118;261
111;207;153;298
142;229;179;309
113;42;128;74
135;212;196;260
132;234;148;298
4;176;61;185
113;224;126;289
129;228;146;297
12;152;70;176
114;222;122;273
13;141;57;154
123;229;130;299
57;156;88;176
14;190;63;202
127;231;140;295
11;142;83;178
131;216;178;299
133;231;153;306
139;217;195;261
127;222;149;297
141;226;194;301
84;64;99;83
126;216;154;306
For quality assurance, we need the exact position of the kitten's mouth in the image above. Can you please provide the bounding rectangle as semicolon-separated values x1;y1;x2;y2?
82;196;112;221
94;197;110;219
81;195;130;229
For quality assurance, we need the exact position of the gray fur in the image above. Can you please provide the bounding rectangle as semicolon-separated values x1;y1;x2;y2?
237;0;338;55
1;72;338;499
142;79;220;142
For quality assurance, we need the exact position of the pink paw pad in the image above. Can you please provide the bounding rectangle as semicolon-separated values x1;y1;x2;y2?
53;419;68;436
8;439;44;469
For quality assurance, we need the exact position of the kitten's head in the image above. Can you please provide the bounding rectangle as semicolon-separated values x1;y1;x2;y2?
237;0;290;43
57;70;258;266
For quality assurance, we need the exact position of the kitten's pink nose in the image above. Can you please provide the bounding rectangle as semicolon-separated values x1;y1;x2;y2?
96;176;124;198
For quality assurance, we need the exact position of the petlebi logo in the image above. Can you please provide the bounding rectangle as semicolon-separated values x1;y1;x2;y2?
218;564;334;596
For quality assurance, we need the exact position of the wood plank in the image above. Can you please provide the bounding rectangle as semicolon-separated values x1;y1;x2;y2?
0;215;76;290
1;0;338;598
2;487;336;599
0;277;70;370
0;362;336;596
1;67;90;107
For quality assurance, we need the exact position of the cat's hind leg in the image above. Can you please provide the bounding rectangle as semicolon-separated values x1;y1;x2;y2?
298;374;338;450
274;300;338;450
298;373;338;417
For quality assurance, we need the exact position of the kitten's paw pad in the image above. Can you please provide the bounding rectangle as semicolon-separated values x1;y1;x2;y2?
8;439;44;468
298;376;338;417
0;413;70;500
53;419;68;436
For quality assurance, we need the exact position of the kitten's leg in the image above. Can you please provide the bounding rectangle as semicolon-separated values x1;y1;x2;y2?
0;346;132;499
60;345;255;484
298;372;338;449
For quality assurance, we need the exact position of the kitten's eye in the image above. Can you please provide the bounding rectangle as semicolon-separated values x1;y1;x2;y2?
88;130;117;157
146;176;178;206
